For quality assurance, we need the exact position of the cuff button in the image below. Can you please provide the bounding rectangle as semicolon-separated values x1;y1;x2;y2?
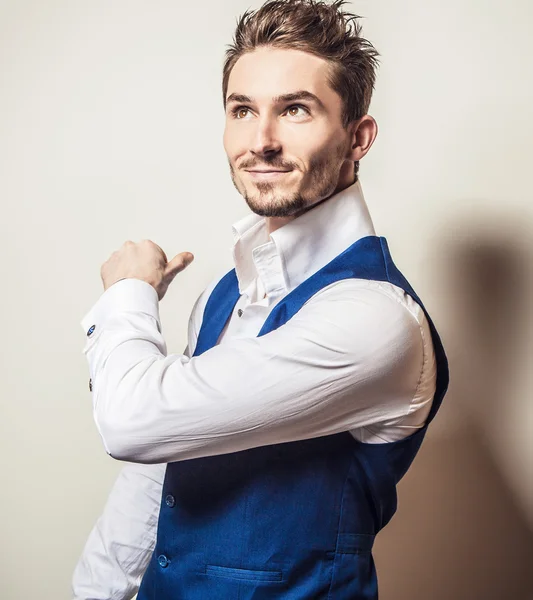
87;324;96;337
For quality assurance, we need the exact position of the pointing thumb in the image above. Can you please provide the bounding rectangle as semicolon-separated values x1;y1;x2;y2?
165;252;194;279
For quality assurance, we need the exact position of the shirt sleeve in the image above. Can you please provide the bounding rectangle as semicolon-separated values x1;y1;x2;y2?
71;461;166;600
80;276;425;464
71;284;212;600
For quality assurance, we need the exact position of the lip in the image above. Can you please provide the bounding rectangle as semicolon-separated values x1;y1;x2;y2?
245;169;292;179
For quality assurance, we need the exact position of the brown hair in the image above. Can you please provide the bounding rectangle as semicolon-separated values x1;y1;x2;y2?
222;0;380;179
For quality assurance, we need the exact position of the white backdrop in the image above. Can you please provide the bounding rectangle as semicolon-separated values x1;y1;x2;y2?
1;1;532;598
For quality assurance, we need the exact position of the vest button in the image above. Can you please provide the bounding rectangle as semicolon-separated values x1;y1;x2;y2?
237;309;243;317
165;494;175;507
158;554;170;568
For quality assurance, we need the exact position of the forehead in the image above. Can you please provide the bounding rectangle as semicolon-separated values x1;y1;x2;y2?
226;47;337;103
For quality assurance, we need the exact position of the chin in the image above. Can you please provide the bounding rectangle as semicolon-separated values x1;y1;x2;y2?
244;187;308;218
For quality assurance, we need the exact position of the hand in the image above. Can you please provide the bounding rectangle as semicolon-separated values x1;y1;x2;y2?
101;239;194;301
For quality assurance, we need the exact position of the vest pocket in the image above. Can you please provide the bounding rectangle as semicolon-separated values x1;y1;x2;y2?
205;564;283;583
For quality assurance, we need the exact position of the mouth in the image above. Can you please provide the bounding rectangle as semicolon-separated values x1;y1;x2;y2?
245;169;293;180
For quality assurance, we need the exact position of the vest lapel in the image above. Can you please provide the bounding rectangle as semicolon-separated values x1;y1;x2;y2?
193;269;240;357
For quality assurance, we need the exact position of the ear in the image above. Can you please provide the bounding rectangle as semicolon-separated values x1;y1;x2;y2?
347;115;378;162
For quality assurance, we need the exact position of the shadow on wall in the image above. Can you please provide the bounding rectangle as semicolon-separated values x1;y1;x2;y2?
374;213;533;600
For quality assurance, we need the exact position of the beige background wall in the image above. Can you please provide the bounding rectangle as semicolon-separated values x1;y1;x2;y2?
0;0;532;598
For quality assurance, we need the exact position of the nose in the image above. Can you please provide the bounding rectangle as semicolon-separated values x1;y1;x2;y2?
250;116;282;158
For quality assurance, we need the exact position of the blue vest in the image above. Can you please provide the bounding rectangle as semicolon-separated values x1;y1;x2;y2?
137;235;449;599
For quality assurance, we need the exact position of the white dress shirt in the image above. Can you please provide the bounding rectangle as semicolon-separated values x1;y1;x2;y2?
72;179;437;600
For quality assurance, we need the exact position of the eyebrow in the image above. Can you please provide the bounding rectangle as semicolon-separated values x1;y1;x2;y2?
225;90;326;112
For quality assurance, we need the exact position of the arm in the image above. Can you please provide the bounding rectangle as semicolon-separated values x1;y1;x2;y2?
81;277;425;464
72;280;215;599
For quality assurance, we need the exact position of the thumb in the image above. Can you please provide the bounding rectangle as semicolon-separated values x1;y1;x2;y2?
165;251;194;278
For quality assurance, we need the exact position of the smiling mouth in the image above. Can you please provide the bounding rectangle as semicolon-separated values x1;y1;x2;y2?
245;170;292;180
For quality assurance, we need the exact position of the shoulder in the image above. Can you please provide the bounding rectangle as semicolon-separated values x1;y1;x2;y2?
296;278;432;370
302;277;428;330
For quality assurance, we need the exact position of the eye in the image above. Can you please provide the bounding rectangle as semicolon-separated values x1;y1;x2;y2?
285;104;310;117
229;104;310;119
231;106;251;119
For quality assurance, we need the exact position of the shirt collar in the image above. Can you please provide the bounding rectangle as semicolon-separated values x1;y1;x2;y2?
230;178;376;298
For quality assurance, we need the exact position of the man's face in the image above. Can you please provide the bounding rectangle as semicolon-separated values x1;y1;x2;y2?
223;47;354;219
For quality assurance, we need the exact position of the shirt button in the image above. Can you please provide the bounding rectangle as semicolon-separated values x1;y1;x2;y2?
158;554;170;568
89;378;92;392
165;494;175;508
237;309;243;317
87;324;96;337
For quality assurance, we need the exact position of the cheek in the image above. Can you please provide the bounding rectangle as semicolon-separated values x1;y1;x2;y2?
290;140;328;169
310;130;347;160
286;123;336;155
223;125;245;161
222;127;231;155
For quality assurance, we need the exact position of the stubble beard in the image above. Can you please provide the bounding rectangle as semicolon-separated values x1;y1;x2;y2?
229;140;348;218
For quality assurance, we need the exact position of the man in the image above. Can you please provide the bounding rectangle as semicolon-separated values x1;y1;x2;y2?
73;0;449;598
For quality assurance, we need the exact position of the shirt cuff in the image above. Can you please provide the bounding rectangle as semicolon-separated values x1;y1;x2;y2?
80;278;160;337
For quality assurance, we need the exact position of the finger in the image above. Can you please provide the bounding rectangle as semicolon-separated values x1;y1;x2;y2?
166;252;194;277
